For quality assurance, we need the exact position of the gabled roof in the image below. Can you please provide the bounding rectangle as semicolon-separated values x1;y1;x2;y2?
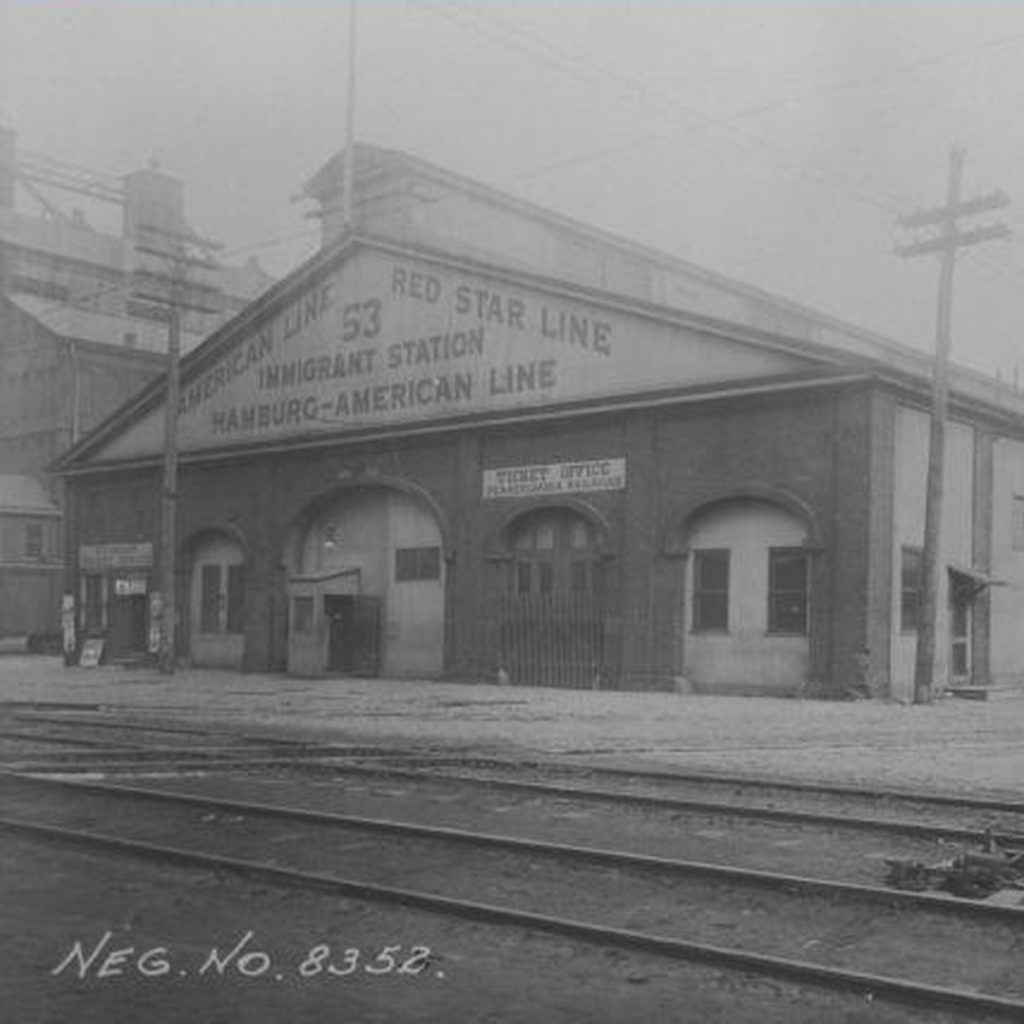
303;144;1024;419
52;229;868;473
0;475;59;516
53;147;1024;476
9;295;204;354
53;229;351;471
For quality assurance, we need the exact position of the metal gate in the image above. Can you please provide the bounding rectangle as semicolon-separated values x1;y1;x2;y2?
498;591;605;688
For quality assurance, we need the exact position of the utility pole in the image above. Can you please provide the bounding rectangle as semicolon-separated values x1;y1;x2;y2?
159;277;181;674
895;147;1009;704
134;225;221;673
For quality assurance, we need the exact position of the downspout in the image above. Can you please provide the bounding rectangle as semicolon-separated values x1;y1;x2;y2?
68;340;81;445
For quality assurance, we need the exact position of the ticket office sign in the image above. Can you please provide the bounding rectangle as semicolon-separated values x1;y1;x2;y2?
482;458;626;499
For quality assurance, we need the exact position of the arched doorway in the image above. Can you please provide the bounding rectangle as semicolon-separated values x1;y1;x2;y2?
684;499;810;693
498;506;607;688
287;486;445;678
188;532;246;669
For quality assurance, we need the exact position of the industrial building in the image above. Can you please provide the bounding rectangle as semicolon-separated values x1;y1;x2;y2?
0;129;272;640
53;146;1024;699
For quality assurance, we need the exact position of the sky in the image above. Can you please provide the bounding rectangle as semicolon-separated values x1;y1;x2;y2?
3;1;1024;377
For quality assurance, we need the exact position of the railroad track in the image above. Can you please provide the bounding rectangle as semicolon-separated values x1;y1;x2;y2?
22;756;1012;850
401;753;1024;816
2;767;1024;1019
4;710;1024;878
5;710;1023;840
4;746;1022;846
7;709;1024;1016
0;710;392;770
4;708;1016;826
10;710;342;747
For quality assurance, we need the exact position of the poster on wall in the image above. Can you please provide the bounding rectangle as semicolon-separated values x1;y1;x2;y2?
148;592;163;654
61;594;75;658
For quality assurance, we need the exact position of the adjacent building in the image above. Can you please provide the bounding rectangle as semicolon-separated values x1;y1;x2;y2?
0;129;273;639
52;145;1024;698
0;474;61;640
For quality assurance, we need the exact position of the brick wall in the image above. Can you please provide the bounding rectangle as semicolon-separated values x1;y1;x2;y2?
63;379;882;693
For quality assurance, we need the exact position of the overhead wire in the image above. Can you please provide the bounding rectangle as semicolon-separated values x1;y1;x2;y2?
229;3;1024;283
406;2;1024;372
421;1;912;215
427;2;1024;226
15;4;1024;372
226;0;1024;380
432;2;1024;238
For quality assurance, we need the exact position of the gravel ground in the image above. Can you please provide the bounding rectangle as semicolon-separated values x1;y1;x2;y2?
2;656;1023;795
4;656;1022;1023
4;778;1022;1004
7;836;970;1024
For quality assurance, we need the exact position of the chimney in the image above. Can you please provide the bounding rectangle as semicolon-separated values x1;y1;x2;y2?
301;150;351;250
0;127;16;210
122;158;188;242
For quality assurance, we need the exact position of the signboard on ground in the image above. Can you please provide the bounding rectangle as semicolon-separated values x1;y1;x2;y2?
78;638;105;668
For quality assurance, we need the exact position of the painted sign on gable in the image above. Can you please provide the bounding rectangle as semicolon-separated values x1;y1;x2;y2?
92;247;818;462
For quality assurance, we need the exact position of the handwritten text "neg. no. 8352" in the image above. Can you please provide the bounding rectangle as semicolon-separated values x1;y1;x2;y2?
52;931;437;981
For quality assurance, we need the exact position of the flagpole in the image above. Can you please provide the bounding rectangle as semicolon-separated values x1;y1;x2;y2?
343;0;358;228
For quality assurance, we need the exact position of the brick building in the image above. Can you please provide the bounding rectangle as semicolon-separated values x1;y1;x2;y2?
52;147;1024;698
0;474;61;638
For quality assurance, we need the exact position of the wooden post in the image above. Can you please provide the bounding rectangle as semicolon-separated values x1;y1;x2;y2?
895;148;1009;703
158;290;181;673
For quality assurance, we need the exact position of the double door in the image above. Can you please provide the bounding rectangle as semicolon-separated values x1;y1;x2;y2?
949;585;971;684
325;594;381;675
287;570;381;676
109;593;147;655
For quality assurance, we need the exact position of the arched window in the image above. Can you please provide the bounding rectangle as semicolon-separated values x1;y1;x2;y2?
499;506;607;688
188;532;247;670
685;498;811;693
288;486;446;678
191;534;245;636
506;508;602;595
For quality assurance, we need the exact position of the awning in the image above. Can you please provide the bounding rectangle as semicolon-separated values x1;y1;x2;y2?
948;563;1007;595
289;567;361;585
